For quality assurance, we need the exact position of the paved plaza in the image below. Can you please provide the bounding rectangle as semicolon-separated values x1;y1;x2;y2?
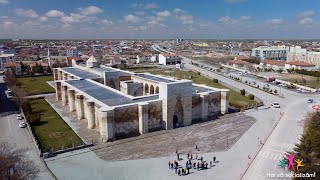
92;113;255;161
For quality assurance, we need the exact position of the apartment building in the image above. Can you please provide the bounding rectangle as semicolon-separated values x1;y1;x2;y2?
251;45;288;60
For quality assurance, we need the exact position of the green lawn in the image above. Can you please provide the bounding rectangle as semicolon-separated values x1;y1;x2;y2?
29;99;82;151
286;79;320;89
18;76;55;95
152;70;256;107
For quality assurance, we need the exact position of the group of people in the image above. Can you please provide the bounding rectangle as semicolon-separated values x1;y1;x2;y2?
168;147;218;176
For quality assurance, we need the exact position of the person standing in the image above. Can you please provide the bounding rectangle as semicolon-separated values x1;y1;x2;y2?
213;156;216;163
178;169;181;176
168;162;171;169
210;161;212;167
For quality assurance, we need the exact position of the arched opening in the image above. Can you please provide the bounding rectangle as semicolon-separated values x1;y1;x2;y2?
155;86;159;94
173;115;179;128
150;85;154;94
144;83;149;95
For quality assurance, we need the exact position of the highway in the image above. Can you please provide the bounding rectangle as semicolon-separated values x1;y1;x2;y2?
0;75;54;180
152;44;317;180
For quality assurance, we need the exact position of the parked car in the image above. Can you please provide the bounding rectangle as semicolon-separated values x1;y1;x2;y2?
307;99;314;103
19;121;27;128
17;115;23;120
271;102;280;108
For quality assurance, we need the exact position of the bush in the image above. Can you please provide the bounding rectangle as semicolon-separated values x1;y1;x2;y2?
274;89;278;94
26;114;41;125
197;72;201;75
213;79;219;83
245;80;248;84
240;89;245;96
257;85;259;89
248;94;254;100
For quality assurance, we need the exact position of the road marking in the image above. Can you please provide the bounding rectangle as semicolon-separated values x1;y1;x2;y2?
7;116;12;133
270;152;274;159
264;151;270;158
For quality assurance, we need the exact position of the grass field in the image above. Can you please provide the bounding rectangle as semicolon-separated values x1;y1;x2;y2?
152;70;256;107
29;98;82;151
18;76;55;95
280;73;320;88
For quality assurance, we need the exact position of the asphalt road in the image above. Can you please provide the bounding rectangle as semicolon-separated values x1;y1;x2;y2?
153;44;319;179
0;75;54;180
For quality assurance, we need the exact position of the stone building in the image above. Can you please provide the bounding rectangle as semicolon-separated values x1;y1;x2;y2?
52;55;229;142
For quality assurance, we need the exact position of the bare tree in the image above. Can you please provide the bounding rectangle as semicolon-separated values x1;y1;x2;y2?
0;143;39;180
11;85;27;111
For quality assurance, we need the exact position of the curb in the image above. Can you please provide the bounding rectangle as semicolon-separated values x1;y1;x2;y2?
237;112;284;180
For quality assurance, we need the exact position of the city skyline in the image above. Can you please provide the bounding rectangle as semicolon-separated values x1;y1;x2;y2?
0;0;320;39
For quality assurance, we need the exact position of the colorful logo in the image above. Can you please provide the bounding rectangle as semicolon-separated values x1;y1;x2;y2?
277;153;305;172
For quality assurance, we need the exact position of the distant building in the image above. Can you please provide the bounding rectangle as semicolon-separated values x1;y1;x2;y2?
92;44;103;51
285;61;316;71
66;47;79;57
136;54;151;64
259;60;285;71
227;60;248;68
176;37;184;44
158;53;182;65
0;53;15;71
287;46;320;67
3;62;21;75
251;46;288;60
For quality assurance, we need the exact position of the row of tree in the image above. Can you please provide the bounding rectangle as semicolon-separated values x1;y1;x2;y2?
19;62;52;76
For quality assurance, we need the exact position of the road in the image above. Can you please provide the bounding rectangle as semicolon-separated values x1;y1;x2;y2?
0;75;54;180
152;44;318;179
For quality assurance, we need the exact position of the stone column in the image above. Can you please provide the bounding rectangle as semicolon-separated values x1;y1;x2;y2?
75;94;84;120
221;89;229;114
61;85;68;106
138;102;149;134
55;81;61;100
57;70;62;80
68;89;76;112
200;93;209;121
99;108;115;142
85;101;95;129
53;69;58;80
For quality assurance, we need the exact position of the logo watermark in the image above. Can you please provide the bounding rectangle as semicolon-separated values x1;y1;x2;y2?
267;153;317;178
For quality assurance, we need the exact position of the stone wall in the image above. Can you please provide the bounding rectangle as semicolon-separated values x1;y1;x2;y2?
120;81;144;96
147;100;163;131
114;105;139;138
208;91;221;118
192;94;202;122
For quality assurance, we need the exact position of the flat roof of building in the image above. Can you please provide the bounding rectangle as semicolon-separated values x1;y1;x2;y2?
65;79;159;106
192;85;214;93
62;67;101;79
134;73;175;83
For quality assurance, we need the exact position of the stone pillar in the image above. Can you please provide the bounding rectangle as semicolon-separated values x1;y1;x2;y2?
200;93;209;121
57;70;62;80
68;89;76;112
221;89;229;114
138;102;149;134
53;69;58;80
55;81;61;100
85;101;95;129
99;108;115;142
61;85;68;106
63;73;68;80
75;94;84;120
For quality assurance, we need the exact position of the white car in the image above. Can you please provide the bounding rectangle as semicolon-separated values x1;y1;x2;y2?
19;121;27;128
17;115;23;120
271;102;280;108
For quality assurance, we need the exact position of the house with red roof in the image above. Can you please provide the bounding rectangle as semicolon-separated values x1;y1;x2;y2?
3;62;21;75
284;61;316;71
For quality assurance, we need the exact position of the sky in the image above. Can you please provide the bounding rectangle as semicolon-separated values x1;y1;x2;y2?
0;0;320;39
